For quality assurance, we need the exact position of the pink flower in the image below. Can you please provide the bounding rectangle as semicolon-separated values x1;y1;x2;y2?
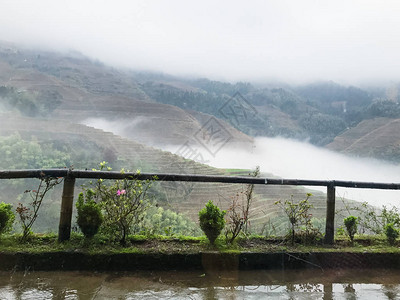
117;189;126;196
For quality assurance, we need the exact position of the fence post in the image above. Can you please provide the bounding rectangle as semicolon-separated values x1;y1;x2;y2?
58;174;75;242
324;183;336;245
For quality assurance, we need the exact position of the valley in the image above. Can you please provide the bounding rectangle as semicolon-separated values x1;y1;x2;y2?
0;41;399;236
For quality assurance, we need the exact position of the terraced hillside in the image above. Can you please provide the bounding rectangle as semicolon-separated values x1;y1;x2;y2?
0;42;366;235
3;41;400;163
0;42;252;149
0;114;350;235
2;118;347;237
326;117;400;161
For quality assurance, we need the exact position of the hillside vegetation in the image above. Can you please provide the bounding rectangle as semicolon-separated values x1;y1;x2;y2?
0;41;397;236
1;41;400;160
0;113;361;237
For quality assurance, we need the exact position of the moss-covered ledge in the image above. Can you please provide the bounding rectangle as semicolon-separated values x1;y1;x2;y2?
1;251;400;271
1;234;400;271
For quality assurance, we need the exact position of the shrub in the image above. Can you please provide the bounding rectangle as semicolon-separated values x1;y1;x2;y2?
225;193;245;244
133;206;201;236
76;189;103;238
225;167;260;244
336;201;400;235
384;223;399;246
336;226;346;236
275;193;319;245
89;164;155;245
16;175;62;240
100;177;153;245
0;202;15;235
199;200;226;245
344;216;358;243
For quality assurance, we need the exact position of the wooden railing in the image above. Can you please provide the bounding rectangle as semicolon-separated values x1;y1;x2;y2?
2;168;400;244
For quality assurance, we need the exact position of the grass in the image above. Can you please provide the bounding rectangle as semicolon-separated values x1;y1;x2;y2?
0;233;399;255
223;168;251;175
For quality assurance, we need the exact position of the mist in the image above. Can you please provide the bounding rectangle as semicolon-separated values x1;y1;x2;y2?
2;1;400;207
163;136;400;208
1;0;400;84
25;97;400;211
207;137;400;207
82;117;150;138
80;115;400;207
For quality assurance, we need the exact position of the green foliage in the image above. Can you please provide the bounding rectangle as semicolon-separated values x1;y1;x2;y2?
76;189;103;238
133;206;201;236
0;134;123;233
199;200;226;245
384;223;399;246
0;202;15;235
1;232;400;255
344;216;358;242
0;134;71;170
336;226;346;236
381;206;400;227
275;193;321;245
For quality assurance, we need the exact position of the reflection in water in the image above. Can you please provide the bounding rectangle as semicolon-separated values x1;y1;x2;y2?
0;269;399;299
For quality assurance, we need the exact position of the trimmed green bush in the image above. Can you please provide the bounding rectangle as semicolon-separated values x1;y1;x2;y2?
344;216;358;243
384;223;399;246
0;202;14;235
76;190;103;238
199;200;226;245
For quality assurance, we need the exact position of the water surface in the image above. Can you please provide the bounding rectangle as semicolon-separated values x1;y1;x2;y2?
0;269;399;299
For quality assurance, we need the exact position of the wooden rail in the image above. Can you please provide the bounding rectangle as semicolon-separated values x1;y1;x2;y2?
2;169;400;244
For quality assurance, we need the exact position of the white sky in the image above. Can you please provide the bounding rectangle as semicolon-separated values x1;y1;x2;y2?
1;0;400;84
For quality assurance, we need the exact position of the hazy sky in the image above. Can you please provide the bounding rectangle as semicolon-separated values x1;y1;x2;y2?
1;0;400;84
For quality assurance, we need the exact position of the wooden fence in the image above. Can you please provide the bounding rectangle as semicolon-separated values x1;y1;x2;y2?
2;168;400;244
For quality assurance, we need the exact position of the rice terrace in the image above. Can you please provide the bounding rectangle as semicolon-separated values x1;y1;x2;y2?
2;1;400;297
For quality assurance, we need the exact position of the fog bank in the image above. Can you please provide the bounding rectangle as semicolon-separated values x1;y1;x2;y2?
79;116;400;207
82;117;150;138
205;137;400;207
2;1;400;84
